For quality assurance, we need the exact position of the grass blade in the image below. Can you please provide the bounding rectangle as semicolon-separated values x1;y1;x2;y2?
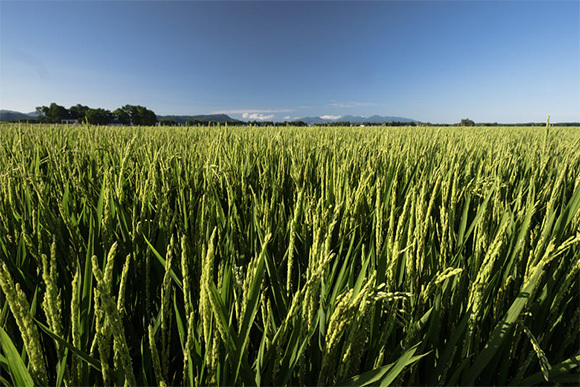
0;326;35;387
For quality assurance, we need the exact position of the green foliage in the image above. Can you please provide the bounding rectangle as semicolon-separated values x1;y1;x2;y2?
68;104;90;122
35;102;69;123
0;124;579;386
34;103;158;126
115;104;157;126
460;118;476;126
85;108;112;125
112;107;131;125
0;326;35;387
158;119;180;126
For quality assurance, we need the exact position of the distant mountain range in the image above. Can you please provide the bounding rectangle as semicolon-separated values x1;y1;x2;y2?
3;109;578;126
157;114;240;124
1;110;415;124
0;110;39;121
297;115;416;125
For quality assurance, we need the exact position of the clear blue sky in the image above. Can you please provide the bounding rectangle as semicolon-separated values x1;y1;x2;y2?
1;0;578;123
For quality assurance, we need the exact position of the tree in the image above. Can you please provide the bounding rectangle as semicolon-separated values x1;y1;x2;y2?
186;119;204;126
85;108;112;125
112;107;131;125
35;103;69;123
158;119;180;126
114;105;157;126
132;105;157;126
69;104;90;122
460;118;475;127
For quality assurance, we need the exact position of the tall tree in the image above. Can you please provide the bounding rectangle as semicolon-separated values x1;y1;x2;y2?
85;108;112;125
131;105;157;126
69;104;90;122
35;103;69;123
112;107;131;125
114;105;157;126
460;118;475;127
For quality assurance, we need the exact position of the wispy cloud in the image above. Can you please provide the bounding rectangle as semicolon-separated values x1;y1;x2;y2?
243;113;275;120
320;115;342;120
329;101;377;108
212;108;292;115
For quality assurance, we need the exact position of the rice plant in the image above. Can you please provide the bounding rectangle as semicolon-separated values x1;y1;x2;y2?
0;123;578;386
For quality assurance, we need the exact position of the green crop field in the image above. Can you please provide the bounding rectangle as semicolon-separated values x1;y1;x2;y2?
0;123;578;386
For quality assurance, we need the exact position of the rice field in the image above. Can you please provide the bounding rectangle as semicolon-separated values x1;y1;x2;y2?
0;123;579;386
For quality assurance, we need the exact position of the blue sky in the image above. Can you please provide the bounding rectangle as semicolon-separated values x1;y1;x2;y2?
1;0;578;123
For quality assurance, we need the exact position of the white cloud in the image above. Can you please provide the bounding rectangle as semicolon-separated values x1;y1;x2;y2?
320;115;342;120
213;108;291;115
283;116;291;120
329;101;377;108
242;112;275;120
330;102;354;108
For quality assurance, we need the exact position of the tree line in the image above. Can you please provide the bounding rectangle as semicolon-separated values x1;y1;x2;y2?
20;107;571;127
35;103;157;126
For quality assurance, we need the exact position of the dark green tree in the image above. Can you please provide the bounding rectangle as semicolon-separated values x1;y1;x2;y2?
35;103;69;123
85;108;112;125
112;107;131;125
158;119;180;126
186;119;203;126
132;105;157;126
460;118;475;127
69;104;90;122
114;105;157;126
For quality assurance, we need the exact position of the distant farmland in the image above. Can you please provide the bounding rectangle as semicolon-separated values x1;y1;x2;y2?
0;124;578;386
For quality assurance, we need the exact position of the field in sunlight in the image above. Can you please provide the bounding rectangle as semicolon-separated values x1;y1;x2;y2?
0;124;578;385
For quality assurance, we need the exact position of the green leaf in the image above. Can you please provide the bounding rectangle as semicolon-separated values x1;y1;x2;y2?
463;261;544;385
233;234;270;382
553;185;580;241
144;234;183;290
0;325;35;387
379;345;430;387
337;363;395;387
0;374;12;387
96;174;106;226
34;318;101;372
173;292;186;352
459;182;495;252
337;342;429;387
207;281;237;352
515;354;580;386
55;348;68;387
429;311;470;385
262;236;287;316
